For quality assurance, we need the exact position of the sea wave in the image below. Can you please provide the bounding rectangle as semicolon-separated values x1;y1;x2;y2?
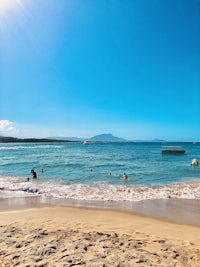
0;145;65;150
0;176;200;201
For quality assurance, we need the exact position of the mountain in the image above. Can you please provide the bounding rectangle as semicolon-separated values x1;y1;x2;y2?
89;134;125;142
50;134;125;142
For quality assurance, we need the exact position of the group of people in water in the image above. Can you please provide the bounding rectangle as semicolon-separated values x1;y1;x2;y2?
27;168;45;181
27;169;37;181
27;158;198;182
121;158;199;181
120;159;198;182
28;168;128;182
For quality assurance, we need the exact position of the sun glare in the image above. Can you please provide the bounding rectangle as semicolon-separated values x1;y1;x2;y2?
0;0;19;14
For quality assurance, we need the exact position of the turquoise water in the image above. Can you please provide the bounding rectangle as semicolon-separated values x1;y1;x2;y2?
0;142;200;201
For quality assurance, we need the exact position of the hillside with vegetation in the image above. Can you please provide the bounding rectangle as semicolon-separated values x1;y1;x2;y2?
0;136;73;143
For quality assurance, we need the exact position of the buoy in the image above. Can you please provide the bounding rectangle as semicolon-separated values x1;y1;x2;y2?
191;158;198;167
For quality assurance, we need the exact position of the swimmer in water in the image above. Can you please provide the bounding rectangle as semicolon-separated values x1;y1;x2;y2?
122;172;128;181
191;159;199;167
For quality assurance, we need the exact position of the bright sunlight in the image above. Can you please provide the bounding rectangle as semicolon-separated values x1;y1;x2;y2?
0;0;21;14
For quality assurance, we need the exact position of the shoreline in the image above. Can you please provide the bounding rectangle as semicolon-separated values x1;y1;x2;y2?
0;196;200;226
0;206;200;266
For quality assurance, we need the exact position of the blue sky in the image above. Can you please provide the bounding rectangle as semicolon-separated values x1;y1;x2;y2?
0;0;199;141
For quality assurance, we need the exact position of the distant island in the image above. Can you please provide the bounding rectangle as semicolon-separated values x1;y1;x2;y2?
51;134;167;142
89;134;125;142
0;134;125;143
0;134;169;143
50;134;126;142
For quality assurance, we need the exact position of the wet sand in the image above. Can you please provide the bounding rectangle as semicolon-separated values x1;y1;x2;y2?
1;196;200;226
0;206;200;267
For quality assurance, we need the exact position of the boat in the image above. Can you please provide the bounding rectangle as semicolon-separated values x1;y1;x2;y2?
161;146;186;154
83;141;90;145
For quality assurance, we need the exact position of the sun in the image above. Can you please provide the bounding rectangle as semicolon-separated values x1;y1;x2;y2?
0;0;20;14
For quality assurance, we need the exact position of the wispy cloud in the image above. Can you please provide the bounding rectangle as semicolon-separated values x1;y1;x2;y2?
0;120;18;136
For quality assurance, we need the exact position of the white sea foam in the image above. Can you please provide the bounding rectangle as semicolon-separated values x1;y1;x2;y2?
0;145;64;150
1;176;200;202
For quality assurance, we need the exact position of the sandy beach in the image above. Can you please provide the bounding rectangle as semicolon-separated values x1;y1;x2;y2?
0;205;200;267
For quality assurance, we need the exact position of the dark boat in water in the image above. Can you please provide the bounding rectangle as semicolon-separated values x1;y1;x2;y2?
161;146;186;154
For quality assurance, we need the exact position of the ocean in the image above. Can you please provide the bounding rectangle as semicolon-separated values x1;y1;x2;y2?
0;141;200;203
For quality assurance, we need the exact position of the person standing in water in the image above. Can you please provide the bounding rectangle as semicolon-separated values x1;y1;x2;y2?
122;172;128;181
31;169;37;178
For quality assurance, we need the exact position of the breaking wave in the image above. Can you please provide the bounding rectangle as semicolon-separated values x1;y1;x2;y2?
1;176;200;202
